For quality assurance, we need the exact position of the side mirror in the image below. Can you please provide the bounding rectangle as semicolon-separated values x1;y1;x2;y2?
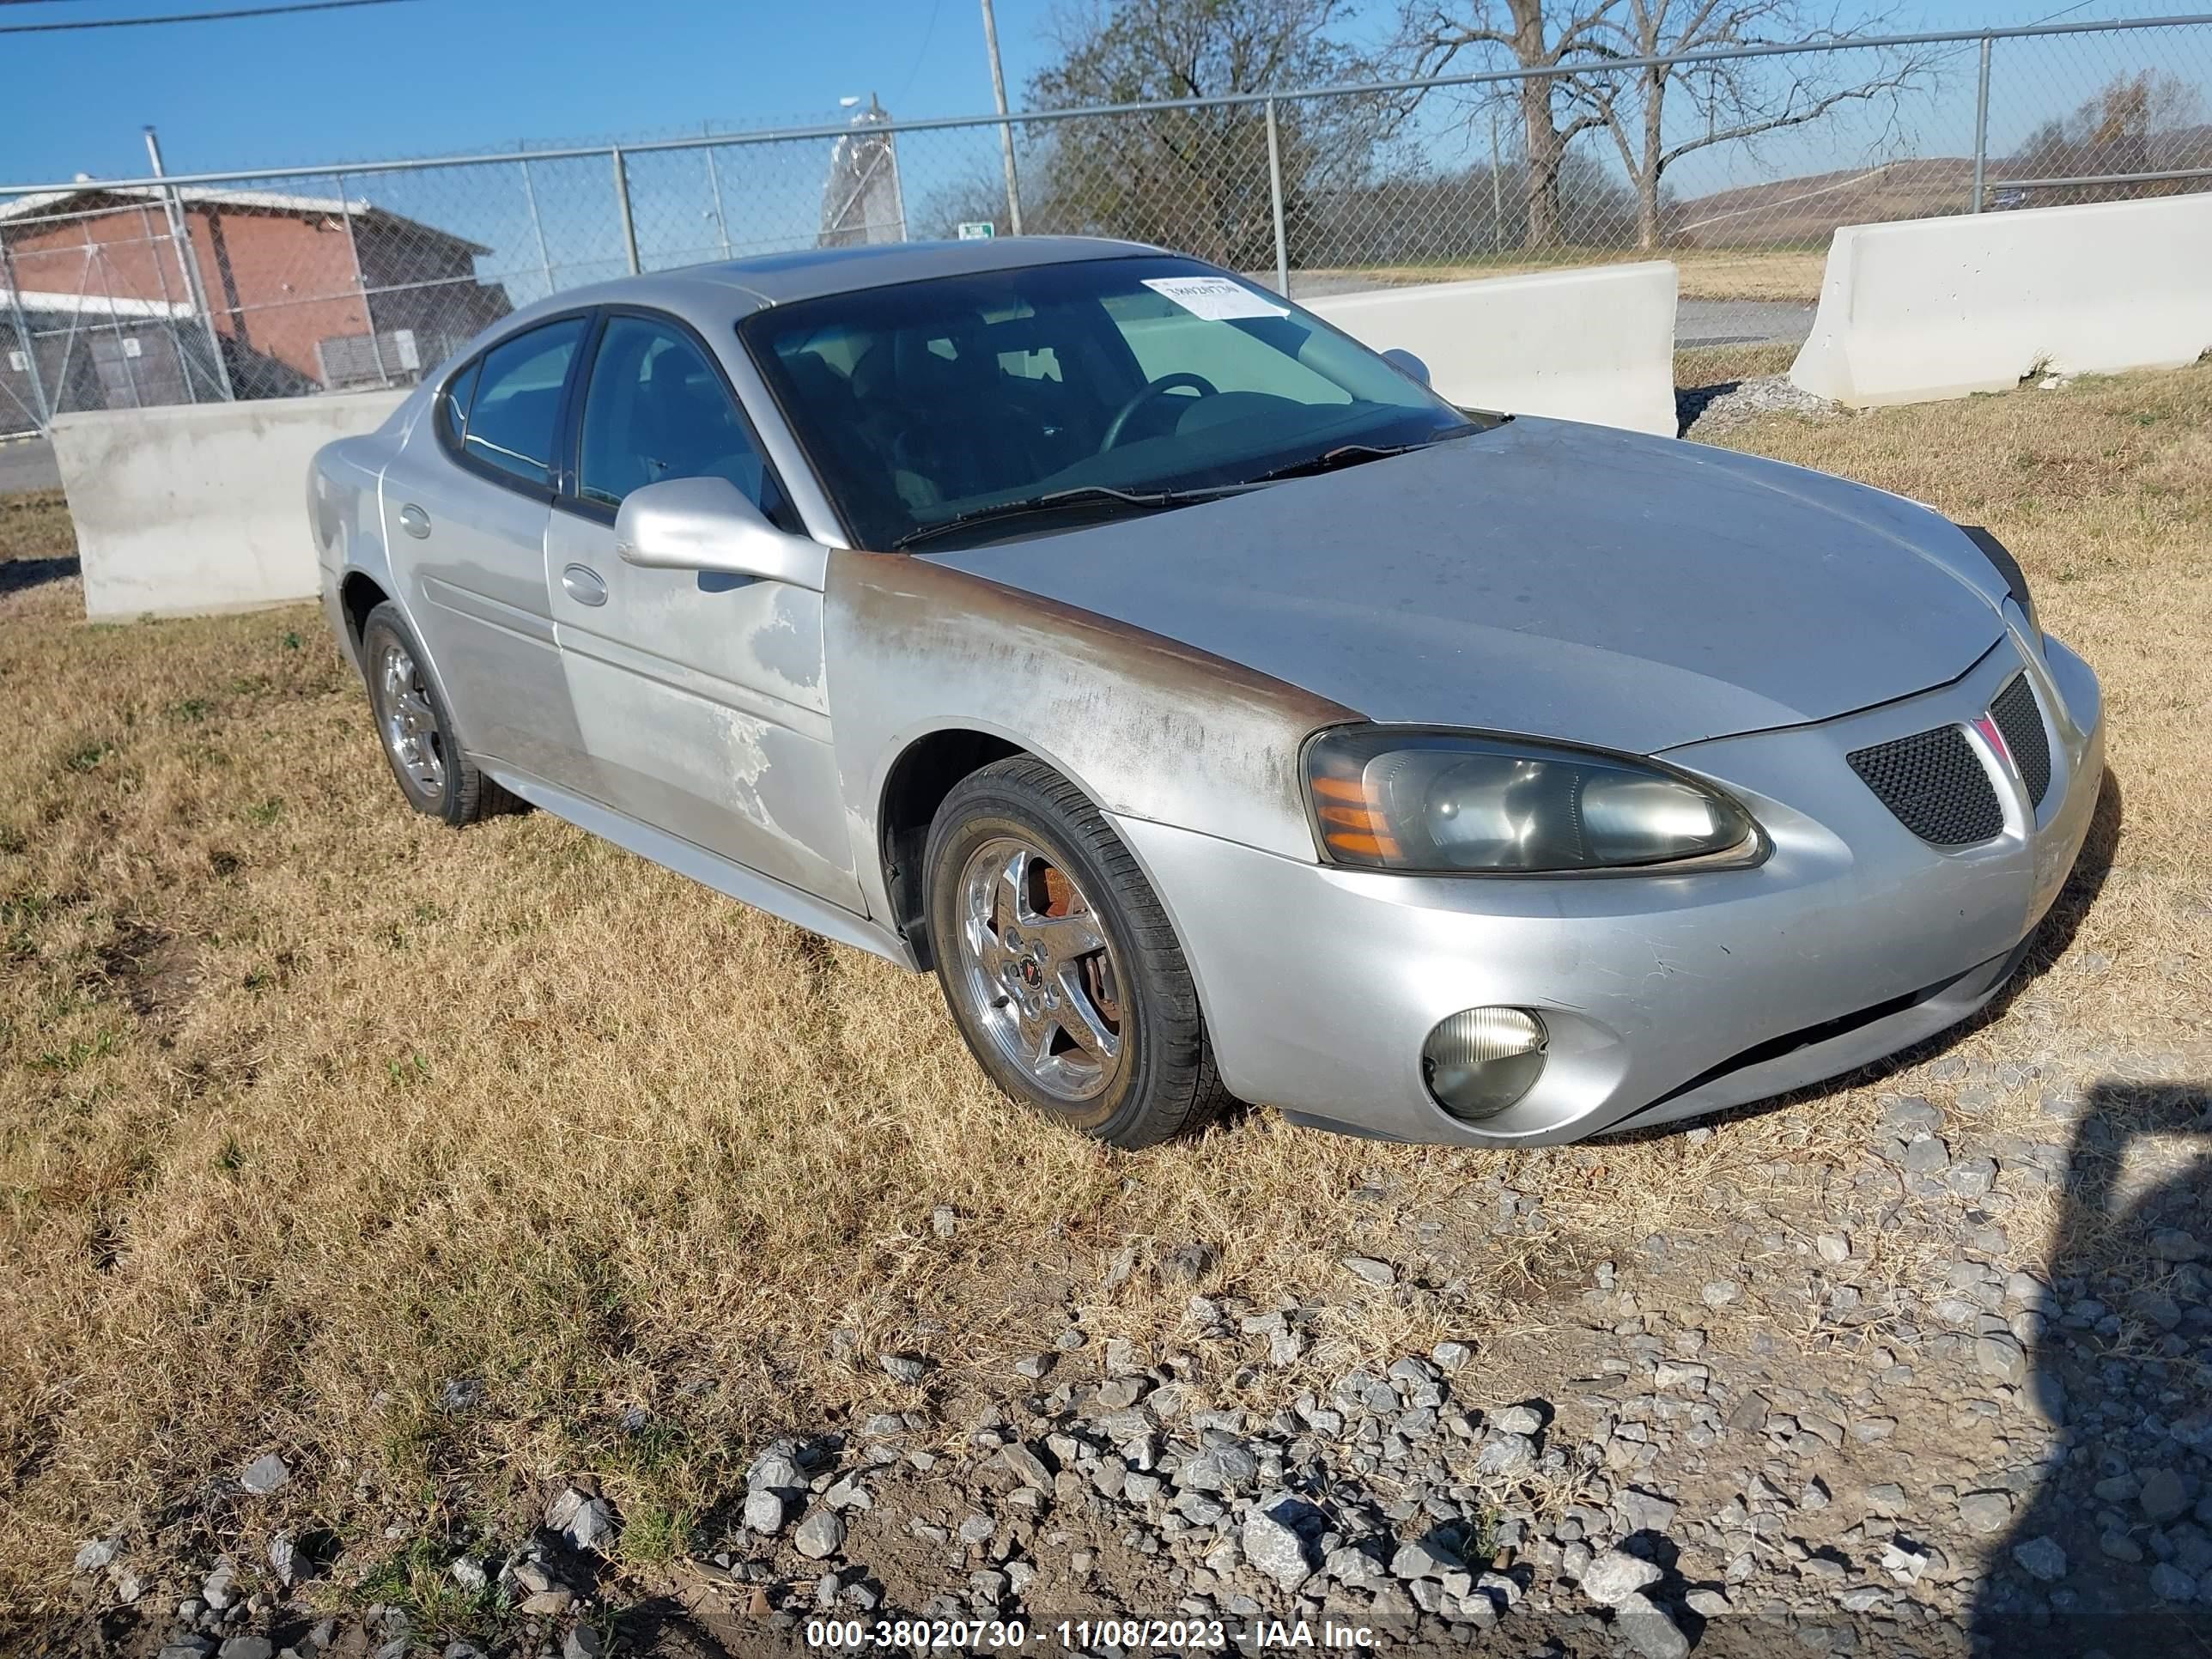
1382;348;1431;388
614;476;825;590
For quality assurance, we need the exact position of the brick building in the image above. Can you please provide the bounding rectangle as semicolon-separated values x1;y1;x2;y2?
0;181;510;422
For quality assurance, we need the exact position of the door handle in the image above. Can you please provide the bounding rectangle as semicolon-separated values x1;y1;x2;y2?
561;563;608;607
397;503;431;539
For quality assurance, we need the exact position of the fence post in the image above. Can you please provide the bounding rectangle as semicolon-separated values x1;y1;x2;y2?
144;125;234;401
520;157;556;303
611;146;641;275
1265;98;1290;297
703;127;732;261
0;236;52;429
335;172;391;389
1972;34;1992;213
1489;105;1504;252
981;0;1024;234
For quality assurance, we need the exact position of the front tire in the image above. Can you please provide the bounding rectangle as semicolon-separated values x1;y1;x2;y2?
924;757;1228;1149
360;601;514;827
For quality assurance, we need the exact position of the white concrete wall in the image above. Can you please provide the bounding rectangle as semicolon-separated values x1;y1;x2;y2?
1304;261;1680;437
53;390;408;620
1790;195;2212;408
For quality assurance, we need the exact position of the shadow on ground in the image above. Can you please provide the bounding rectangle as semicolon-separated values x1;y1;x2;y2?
0;553;79;596
1968;1083;2212;1656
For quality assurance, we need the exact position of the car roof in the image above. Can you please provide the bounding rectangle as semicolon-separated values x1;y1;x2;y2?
688;235;1166;303
498;235;1170;331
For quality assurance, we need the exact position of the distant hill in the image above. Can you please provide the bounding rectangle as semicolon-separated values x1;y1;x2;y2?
1666;157;1977;247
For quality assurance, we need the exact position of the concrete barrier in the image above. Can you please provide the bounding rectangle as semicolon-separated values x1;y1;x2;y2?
53;390;407;619
1790;195;2212;408
1304;261;1680;437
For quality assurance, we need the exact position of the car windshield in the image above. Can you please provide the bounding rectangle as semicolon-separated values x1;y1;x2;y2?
738;253;1479;550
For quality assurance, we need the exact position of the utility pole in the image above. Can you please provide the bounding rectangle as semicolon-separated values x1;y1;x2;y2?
979;0;1024;234
144;125;234;401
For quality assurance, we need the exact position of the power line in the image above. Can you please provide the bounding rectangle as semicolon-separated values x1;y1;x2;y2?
0;0;418;31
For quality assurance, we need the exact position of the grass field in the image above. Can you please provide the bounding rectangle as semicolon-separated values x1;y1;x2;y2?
3;368;2209;1644
1314;245;1828;303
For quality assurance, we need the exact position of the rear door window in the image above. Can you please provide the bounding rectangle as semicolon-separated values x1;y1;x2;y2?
459;318;586;489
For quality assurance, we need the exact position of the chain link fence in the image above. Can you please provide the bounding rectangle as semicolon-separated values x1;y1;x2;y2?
4;14;2209;437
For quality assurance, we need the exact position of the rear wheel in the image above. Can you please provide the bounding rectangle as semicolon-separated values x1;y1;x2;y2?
924;757;1228;1149
361;601;514;827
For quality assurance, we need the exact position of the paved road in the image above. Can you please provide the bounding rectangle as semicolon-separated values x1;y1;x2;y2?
1676;298;1815;349
1282;271;1815;349
0;435;61;496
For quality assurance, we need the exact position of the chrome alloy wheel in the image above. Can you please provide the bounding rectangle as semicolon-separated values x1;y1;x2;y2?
374;639;446;795
951;836;1126;1103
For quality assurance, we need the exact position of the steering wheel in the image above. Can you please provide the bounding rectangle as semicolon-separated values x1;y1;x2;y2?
1100;372;1219;451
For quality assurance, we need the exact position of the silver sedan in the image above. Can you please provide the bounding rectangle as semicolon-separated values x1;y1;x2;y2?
309;237;2104;1149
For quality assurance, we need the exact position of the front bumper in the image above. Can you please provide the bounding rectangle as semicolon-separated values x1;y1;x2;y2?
1115;624;2103;1146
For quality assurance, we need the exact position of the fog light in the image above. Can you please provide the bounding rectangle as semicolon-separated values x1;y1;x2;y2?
1422;1007;1547;1121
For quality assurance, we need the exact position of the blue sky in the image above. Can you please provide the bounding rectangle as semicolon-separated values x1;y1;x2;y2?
2;0;2201;185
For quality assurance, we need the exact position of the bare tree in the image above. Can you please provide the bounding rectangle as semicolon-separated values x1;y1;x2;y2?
2015;70;2209;203
1398;1;1931;251
1397;1;1623;249
1026;0;1395;268
1571;1;1932;248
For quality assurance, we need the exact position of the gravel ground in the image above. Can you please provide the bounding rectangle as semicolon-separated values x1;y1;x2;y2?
63;1062;2212;1659
1677;374;1846;438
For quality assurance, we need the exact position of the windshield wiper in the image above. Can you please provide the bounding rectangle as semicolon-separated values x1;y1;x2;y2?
1241;425;1484;487
890;483;1238;551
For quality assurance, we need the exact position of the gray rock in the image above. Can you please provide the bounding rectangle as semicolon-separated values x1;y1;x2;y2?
1013;1353;1052;1381
878;1352;927;1384
1177;1445;1258;1492
1902;1138;1951;1176
2149;1562;2197;1602
1959;1490;2014;1534
1701;1279;1742;1310
1974;1334;2027;1384
1241;1511;1314;1589
546;1486;617;1553
743;1488;786;1534
562;1629;607;1659
1580;1547;1662;1606
2013;1536;2068;1582
793;1509;845;1560
957;1513;995;1545
1391;1537;1461;1582
1431;1340;1473;1369
74;1536;123;1573
1816;1231;1851;1264
1613;1590;1692;1659
749;1448;804;1491
1490;1403;1544;1436
931;1205;957;1237
2149;1229;2203;1263
2141;1468;2189;1524
2100;1531;2143;1563
1340;1255;1396;1287
240;1454;291;1497
1623;1488;1679;1531
217;1640;274;1659
201;1558;238;1611
1474;1431;1535;1476
447;1555;485;1591
1000;1442;1052;1492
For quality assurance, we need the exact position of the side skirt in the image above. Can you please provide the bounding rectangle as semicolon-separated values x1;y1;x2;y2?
482;763;920;971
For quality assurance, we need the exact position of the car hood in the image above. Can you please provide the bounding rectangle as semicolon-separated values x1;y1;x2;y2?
930;416;2008;756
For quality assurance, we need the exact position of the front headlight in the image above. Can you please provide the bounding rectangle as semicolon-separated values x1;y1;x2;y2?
1304;727;1764;874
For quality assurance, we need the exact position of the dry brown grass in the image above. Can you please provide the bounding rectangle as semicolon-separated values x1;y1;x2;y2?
3;368;2209;1641
1335;244;1826;302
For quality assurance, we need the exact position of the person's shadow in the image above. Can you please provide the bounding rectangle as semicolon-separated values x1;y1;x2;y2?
1971;1082;2212;1656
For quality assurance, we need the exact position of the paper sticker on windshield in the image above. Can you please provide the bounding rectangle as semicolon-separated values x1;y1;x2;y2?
1141;276;1289;320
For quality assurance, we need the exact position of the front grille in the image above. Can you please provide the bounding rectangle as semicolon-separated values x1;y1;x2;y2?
1989;673;2052;808
1847;726;2005;846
